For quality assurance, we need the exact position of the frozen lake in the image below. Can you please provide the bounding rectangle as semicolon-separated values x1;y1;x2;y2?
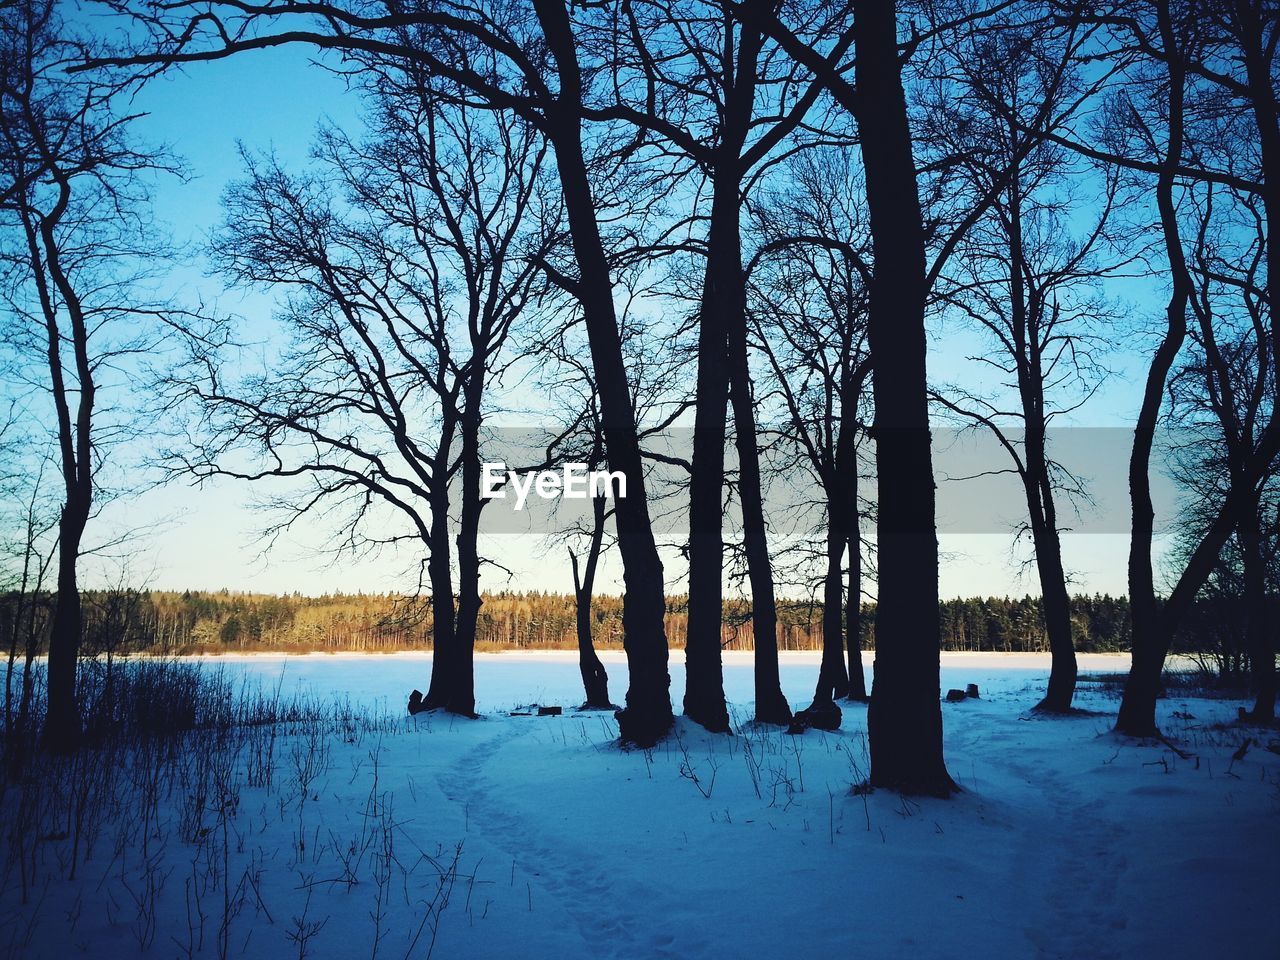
184;649;1138;713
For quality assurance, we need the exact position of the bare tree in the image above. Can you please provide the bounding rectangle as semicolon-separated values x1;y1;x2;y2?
84;0;679;745
927;15;1126;712
748;145;875;709
181;76;550;717
1050;0;1280;735
570;0;855;729
1170;175;1278;720
0;0;182;751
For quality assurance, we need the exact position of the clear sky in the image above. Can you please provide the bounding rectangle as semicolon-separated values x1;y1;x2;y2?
50;25;1175;601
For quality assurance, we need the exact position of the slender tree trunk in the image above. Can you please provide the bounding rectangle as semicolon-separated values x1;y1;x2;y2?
721;21;790;727
1029;510;1077;712
730;338;793;724
571;494;612;709
839;363;868;702
30;194;91;755
813;505;850;704
688;16;779;730
845;523;868;701
1004;161;1077;713
855;0;955;795
1118;0;1190;737
449;384;485;718
534;0;672;746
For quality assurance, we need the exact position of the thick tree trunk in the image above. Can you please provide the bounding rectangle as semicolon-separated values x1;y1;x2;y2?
854;0;955;795
684;173;734;733
1234;0;1280;724
43;505;86;754
534;0;672;747
422;478;457;711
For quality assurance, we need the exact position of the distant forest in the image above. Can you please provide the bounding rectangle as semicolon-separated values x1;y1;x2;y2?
0;589;1148;656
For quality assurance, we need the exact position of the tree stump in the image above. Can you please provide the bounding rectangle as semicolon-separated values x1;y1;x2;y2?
408;690;427;715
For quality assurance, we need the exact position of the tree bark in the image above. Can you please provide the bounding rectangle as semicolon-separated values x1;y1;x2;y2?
854;0;955;795
1000;163;1078;713
841;363;869;701
1234;0;1280;724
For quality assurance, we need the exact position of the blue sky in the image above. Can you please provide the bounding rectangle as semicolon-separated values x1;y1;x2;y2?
49;31;1172;600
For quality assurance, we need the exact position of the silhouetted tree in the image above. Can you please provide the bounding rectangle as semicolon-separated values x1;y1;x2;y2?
748;145;874;707
84;0;678;745
1051;0;1280;735
928;14;1126;712
182;77;550;716
0;0;181;751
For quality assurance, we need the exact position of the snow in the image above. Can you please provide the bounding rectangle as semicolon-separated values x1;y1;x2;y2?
3;652;1277;959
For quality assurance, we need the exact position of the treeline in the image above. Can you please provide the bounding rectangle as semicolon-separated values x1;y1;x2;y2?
4;588;1143;656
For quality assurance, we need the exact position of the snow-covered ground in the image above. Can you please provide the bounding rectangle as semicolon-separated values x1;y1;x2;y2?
3;651;1277;959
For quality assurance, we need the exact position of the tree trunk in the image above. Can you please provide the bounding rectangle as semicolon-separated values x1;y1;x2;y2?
730;335;793;725
1118;0;1190;738
534;0;672;746
718;21;790;727
854;0;955;795
812;510;850;704
43;504;86;754
422;471;457;710
449;384;485;718
1234;0;1280;724
33;192;91;756
1239;504;1275;722
845;524;868;701
571;495;612;709
839;363;868;702
1004;157;1077;714
1030;515;1077;712
683;170;734;733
